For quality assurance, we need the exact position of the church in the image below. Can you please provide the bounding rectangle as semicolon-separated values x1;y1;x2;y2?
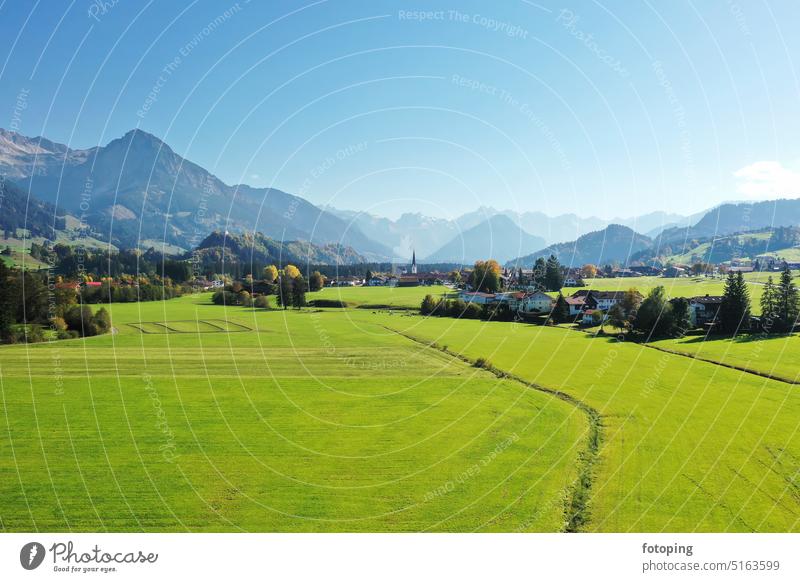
398;251;442;287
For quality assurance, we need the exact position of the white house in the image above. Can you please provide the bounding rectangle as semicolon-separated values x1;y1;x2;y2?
459;291;496;305
564;296;586;316
518;291;554;314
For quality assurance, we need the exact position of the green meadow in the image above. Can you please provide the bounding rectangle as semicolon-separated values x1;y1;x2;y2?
0;286;798;532
0;294;585;532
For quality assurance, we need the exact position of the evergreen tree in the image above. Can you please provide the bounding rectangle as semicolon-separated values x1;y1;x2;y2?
668;297;692;337
532;257;546;289
550;293;570;324
719;271;751;334
544;255;563;291
760;276;778;332
0;261;13;339
776;267;799;332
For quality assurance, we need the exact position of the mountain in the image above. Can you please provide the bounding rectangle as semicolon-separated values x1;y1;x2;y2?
630;226;800;266
0;179;66;238
190;230;366;271
658;199;800;242
424;214;546;264
508;224;653;267
325;208;459;260
0;128;393;258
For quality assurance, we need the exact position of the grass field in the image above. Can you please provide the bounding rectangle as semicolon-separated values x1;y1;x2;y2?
1;286;798;532
378;315;800;532
652;333;800;384
0;293;586;532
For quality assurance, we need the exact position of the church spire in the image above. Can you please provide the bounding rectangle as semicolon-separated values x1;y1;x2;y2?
411;249;417;274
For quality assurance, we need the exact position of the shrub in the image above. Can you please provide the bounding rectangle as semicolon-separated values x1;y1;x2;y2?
254;295;271;309
474;357;493;370
94;308;112;333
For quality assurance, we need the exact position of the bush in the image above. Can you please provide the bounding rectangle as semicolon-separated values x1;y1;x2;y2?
254;295;271;309
94;308;112;333
50;316;68;332
474;357;493;371
308;299;351;308
464;303;483;319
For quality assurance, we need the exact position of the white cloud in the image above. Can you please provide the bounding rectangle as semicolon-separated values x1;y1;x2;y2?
249;173;260;180
734;160;800;200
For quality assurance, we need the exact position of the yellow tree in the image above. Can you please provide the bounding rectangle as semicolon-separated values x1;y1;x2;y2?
263;265;278;283
284;264;301;279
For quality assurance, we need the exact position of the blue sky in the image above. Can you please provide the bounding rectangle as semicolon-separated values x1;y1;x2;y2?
2;0;800;220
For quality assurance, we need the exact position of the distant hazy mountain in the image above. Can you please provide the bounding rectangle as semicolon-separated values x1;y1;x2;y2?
326;208;459;260
191;230;366;270
449;206;688;246
0;128;393;258
425;214;546;264
508;224;652;267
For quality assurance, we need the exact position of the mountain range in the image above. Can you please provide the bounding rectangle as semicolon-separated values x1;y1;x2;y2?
0;128;392;258
424;214;546;263
5;127;800;268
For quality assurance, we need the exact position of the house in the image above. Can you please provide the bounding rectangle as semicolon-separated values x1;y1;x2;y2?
564;276;584;287
754;254;779;271
367;276;387;286
518;291;555;314
662;266;686;278
629;265;662;276
458;291;496;305
564;296;586;316
330;276;362;287
82;281;103;288
398;272;443;287
580;290;643;312
688;295;723;326
610;268;641;278
210;279;225;288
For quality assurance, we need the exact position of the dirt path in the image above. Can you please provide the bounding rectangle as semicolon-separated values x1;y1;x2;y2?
384;325;603;533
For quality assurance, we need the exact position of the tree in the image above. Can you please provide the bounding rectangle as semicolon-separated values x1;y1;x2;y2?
618;288;642;327
309;271;326;292
470;260;501;293
420;295;438;315
532;257;546;289
365;270;373;282
581;264;598;279
94;308;112;333
544;255;563;291
760;276;778;331
291;275;307;309
775;267;799;332
0;261;13;339
284;264;301;279
278;275;293;310
550;293;570;324
450;270;462;285
634;286;672;339
719;271;751;335
263;265;278;283
63;306;99;337
668;297;692;337
607;303;627;332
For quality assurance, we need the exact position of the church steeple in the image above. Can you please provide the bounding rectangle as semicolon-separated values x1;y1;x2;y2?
411;250;417;274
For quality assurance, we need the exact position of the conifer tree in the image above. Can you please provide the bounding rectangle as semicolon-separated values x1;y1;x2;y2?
719;271;751;334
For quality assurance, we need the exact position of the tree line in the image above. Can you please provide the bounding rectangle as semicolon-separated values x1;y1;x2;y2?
0;262;111;344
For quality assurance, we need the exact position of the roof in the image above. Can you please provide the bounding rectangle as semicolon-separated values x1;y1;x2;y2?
565;297;585;305
586;290;642;300
690;295;723;305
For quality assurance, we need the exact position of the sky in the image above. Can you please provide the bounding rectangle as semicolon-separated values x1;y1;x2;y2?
1;0;800;220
